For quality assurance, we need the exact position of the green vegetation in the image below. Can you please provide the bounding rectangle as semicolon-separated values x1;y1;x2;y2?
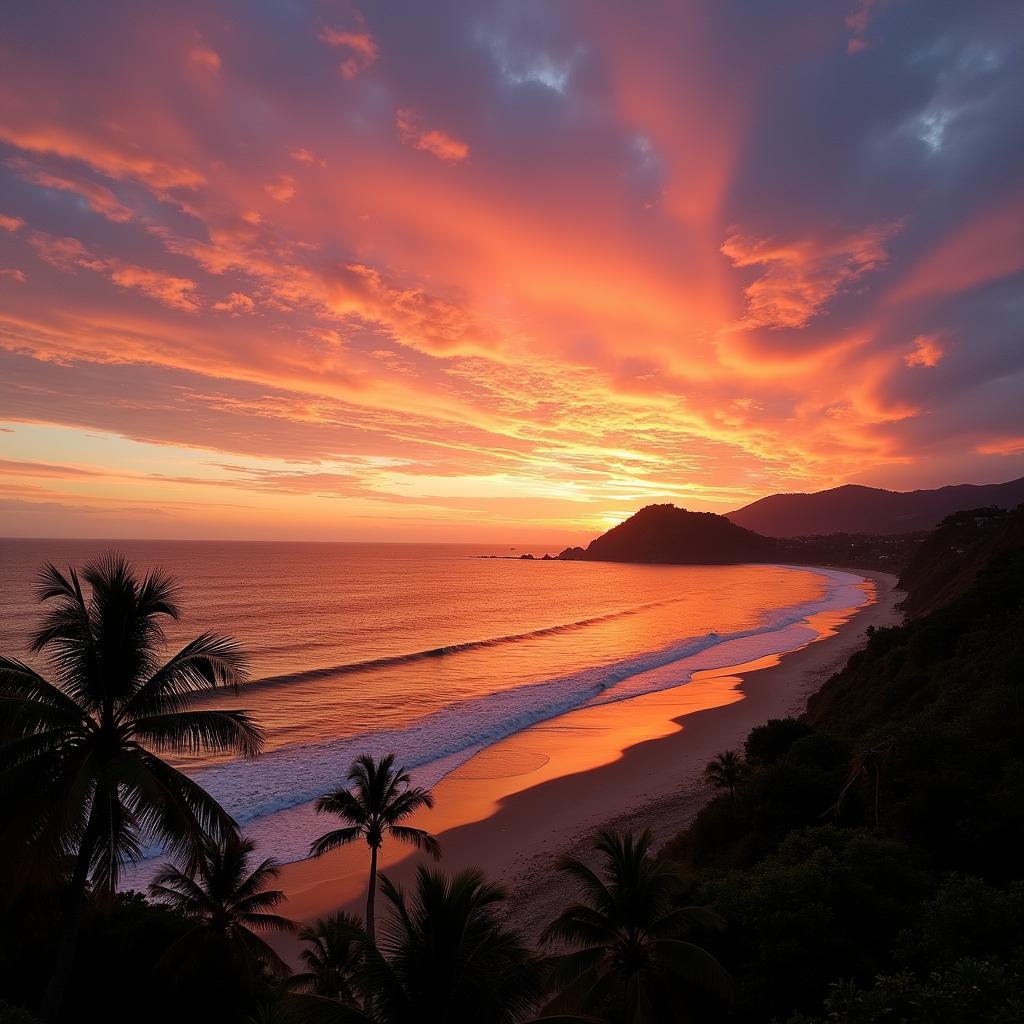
662;506;1024;1020
3;507;1022;1021
540;829;733;1021
0;555;262;1020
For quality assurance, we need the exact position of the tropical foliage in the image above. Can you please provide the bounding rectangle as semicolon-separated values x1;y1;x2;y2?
541;829;734;1022
0;554;262;1019
703;749;746;803
290;912;365;1002
310;754;439;942
149;833;296;982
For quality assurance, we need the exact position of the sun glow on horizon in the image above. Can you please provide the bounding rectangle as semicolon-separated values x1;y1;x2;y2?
1;1;1022;540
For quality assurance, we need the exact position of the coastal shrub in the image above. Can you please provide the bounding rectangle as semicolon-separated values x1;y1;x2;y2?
696;826;929;1021
894;875;1024;970
787;955;1024;1024
744;717;812;764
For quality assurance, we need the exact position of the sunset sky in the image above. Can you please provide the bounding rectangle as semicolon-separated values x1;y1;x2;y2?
1;0;1022;542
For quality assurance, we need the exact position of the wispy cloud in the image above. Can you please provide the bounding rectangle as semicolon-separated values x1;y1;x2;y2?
396;109;469;163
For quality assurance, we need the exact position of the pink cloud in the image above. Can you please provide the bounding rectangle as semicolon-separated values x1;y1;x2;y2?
904;335;944;368
107;264;199;312
396;109;469;163
0;122;204;191
264;174;298;201
0;213;25;232
888;193;1024;304
8;158;133;222
28;231;198;311
845;0;886;54
188;42;221;74
1;268;27;283
319;26;379;79
213;291;256;315
977;436;1024;456
722;222;899;329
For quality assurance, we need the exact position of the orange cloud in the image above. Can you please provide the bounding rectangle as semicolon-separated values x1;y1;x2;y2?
0;213;25;232
264;175;297;201
213;291;256;315
887;192;1024;304
8;158;133;222
904;335;944;368
319;27;379;79
396;109;469;163
28;231;198;311
722;222;899;329
107;264;199;312
977;437;1024;456
0;122;205;191
188;42;221;74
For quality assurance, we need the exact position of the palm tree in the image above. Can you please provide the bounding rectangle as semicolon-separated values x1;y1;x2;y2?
149;833;296;984
540;829;734;1023
310;754;440;942
703;749;746;804
359;866;542;1023
0;554;263;1019
290;911;365;1002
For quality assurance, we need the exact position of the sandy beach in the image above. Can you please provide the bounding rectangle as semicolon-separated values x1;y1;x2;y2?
272;569;903;951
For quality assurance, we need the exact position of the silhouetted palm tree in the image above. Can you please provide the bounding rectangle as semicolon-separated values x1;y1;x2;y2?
290;911;365;1002
150;833;296;982
703;749;746;804
360;865;542;1022
541;829;734;1023
0;554;262;1020
310;754;439;942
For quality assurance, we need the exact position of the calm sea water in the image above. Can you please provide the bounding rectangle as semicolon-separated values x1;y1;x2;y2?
0;540;868;865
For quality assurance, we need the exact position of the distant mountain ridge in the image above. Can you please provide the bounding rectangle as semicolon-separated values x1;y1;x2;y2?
726;477;1024;537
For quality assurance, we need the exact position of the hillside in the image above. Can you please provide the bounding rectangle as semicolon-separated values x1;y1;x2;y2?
560;503;779;564
660;503;1024;1021
897;504;1024;617
727;476;1024;537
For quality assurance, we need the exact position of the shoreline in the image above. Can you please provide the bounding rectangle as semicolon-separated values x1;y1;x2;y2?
271;568;902;950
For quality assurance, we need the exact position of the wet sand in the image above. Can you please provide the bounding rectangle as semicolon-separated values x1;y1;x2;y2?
271;569;902;952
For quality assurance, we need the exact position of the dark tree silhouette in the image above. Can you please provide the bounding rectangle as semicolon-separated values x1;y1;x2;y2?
310;754;439;942
541;829;734;1023
0;554;263;1020
290;911;366;1002
150;833;296;982
703;749;747;804
360;866;542;1022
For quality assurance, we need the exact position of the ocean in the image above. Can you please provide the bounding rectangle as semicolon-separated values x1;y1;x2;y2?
0;540;868;868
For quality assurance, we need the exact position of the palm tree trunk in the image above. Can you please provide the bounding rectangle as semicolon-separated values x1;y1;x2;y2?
40;842;92;1021
366;843;379;944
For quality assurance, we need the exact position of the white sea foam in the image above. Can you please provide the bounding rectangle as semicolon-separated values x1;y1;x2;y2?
172;566;868;866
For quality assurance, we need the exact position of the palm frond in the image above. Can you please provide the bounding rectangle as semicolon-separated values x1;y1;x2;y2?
124;632;250;717
310;825;364;857
130;709;263;758
387;825;441;859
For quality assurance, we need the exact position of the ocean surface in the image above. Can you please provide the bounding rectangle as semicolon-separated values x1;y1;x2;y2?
0;540;869;868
